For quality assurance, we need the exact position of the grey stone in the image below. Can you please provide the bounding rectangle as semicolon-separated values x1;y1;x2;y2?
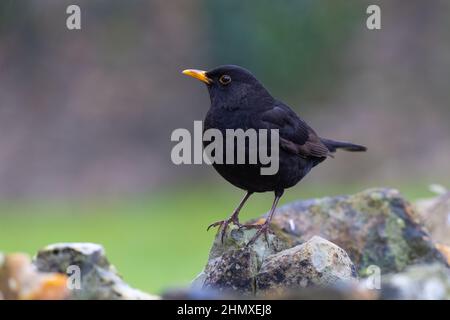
34;243;158;300
381;263;450;300
195;222;356;295
256;236;357;295
269;188;447;275
197;225;288;295
195;188;448;297
415;191;450;246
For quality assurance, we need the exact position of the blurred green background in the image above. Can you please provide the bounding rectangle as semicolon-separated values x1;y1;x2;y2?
0;0;449;293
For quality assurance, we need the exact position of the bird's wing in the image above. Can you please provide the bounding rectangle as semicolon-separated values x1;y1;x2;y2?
258;103;330;159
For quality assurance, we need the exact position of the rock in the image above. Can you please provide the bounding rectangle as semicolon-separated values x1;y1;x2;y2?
194;223;357;295
34;243;158;300
195;188;448;297
0;252;69;300
1;243;158;300
256;236;357;295
267;188;447;275
196;224;289;295
202;247;258;295
435;243;450;265
207;222;291;265
415;191;450;246
381;263;450;300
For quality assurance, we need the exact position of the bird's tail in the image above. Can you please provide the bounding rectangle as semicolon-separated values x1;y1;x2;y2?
321;138;367;153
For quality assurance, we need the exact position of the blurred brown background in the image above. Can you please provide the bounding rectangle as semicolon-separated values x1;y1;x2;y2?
0;0;449;199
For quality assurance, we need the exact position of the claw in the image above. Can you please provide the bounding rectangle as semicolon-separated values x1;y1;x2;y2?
207;220;228;243
207;215;240;243
207;220;224;231
246;223;272;247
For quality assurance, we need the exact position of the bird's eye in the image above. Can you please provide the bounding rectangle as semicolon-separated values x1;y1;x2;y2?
219;75;231;85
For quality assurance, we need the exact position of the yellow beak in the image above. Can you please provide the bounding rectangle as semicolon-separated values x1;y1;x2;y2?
182;69;212;84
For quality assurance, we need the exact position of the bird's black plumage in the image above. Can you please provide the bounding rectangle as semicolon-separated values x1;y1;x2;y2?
183;65;366;245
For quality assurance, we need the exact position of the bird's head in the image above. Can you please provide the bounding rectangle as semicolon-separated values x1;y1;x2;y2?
182;65;273;110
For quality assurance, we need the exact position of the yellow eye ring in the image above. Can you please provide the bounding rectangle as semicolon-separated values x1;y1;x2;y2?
219;75;231;85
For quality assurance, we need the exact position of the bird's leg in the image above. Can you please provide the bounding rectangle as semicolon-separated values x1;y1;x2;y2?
246;190;283;246
207;191;253;243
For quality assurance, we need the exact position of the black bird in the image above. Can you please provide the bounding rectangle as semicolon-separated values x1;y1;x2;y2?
182;65;366;245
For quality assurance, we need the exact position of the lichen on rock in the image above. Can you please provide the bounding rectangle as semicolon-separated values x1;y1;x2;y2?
194;225;289;295
270;188;447;275
194;224;357;295
256;236;357;295
194;188;449;297
34;243;158;300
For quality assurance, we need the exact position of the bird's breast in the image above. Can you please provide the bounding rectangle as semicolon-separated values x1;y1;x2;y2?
204;108;253;132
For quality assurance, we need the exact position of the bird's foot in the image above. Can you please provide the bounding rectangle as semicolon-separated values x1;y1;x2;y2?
245;222;273;247
207;215;240;243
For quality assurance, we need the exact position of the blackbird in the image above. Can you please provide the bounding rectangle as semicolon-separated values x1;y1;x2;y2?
182;65;366;245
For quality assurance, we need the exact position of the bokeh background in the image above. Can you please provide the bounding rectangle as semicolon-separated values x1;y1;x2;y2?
0;0;449;293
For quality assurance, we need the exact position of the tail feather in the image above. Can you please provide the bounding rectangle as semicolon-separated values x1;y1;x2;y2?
321;138;367;153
